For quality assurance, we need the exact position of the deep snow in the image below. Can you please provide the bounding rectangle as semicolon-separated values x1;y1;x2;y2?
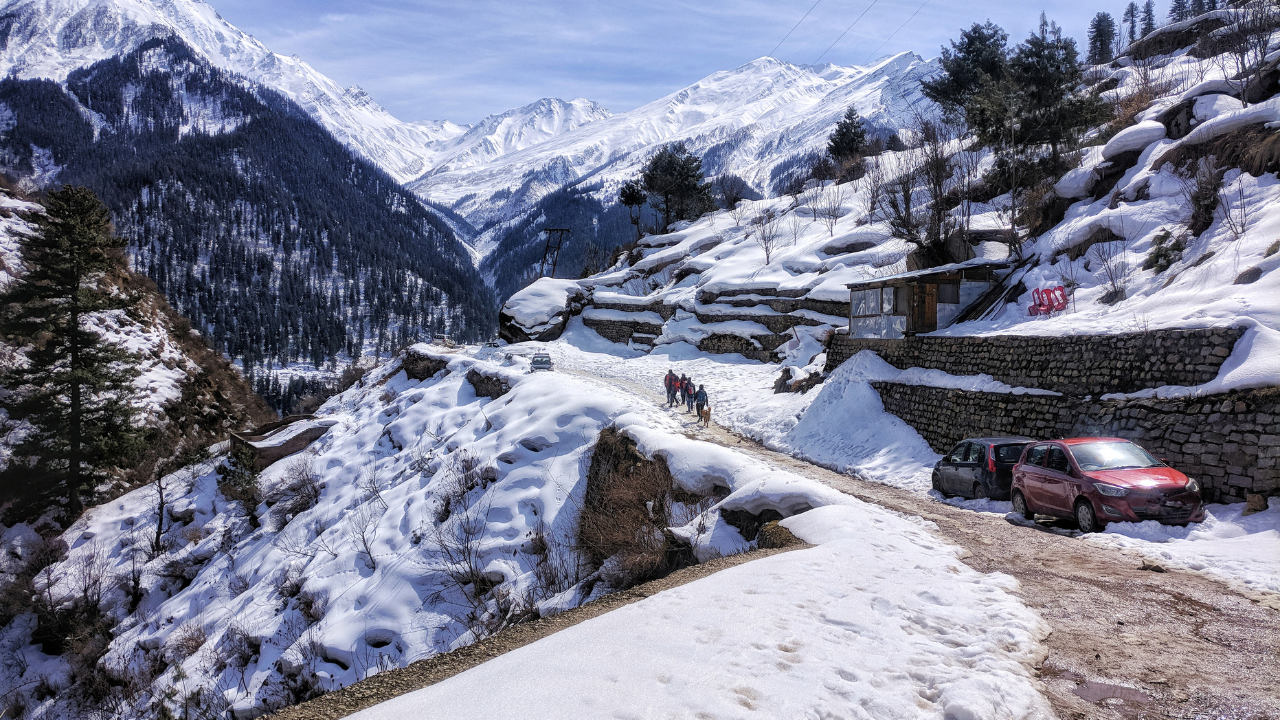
349;505;1053;720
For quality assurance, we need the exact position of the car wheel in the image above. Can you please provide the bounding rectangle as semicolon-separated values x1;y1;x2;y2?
1011;491;1033;520
931;472;948;497
972;483;987;500
1075;500;1102;534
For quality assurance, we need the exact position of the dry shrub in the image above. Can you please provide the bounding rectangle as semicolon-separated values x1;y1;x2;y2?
296;589;328;625
435;450;485;522
266;457;323;529
1017;178;1074;238
166;623;207;661
578;428;701;589
1182;156;1225;236
529;519;591;602
217;621;260;671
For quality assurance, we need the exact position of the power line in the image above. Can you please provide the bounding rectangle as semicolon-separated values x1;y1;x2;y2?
812;0;880;65
863;0;932;64
769;0;824;58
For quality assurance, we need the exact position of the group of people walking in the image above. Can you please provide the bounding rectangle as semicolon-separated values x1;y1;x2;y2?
664;370;710;426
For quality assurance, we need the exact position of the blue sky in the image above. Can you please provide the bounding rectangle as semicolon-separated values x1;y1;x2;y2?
213;0;1120;124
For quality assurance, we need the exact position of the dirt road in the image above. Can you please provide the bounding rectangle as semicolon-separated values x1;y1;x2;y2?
578;366;1280;719
701;422;1279;718
277;363;1279;719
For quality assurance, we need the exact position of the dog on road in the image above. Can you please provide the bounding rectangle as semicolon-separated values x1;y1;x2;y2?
698;406;711;426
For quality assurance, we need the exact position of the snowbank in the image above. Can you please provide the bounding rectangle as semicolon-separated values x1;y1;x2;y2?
501;278;585;331
349;505;1052;720
1088;498;1280;598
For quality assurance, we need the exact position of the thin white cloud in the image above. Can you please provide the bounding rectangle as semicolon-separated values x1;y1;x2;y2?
212;0;1108;123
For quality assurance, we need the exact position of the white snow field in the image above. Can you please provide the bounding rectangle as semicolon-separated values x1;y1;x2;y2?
539;326;1279;601
0;342;1053;718
351;506;1052;720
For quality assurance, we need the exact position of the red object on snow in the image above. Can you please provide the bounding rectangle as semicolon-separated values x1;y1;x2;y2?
1028;286;1069;316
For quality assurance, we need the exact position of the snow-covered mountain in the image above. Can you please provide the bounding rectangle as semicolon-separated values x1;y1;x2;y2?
0;0;602;186
419;98;613;179
412;53;937;231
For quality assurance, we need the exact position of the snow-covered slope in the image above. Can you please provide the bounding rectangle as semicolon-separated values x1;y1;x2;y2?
0;0;603;186
421;98;613;178
411;53;937;228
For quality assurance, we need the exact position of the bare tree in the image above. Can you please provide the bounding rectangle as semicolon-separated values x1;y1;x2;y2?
917;119;958;252
358;464;387;511
860;157;885;222
728;199;751;228
882;152;926;245
1091;239;1130;303
787;212;805;246
1213;2;1280;105
750;211;785;264
346;502;383;570
814;183;848;237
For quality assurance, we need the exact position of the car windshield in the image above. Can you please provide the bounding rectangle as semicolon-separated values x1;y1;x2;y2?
1070;442;1161;471
995;444;1027;463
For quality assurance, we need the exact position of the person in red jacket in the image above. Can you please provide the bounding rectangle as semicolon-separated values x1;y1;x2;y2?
664;369;679;407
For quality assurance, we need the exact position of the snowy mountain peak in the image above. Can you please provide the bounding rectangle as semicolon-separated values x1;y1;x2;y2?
0;0;603;187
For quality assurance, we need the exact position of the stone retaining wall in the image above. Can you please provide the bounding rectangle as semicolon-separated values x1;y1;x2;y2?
697;334;786;363
871;382;1280;501
827;327;1244;397
582;316;664;345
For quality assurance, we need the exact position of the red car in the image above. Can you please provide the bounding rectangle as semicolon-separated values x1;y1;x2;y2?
1010;438;1205;533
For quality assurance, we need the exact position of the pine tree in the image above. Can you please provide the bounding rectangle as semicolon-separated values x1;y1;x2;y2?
619;180;647;240
921;21;1010;120
1088;13;1118;64
1141;0;1158;35
0;186;147;518
827;107;869;165
639;143;714;230
1190;0;1206;17
1169;0;1190;22
1123;2;1140;42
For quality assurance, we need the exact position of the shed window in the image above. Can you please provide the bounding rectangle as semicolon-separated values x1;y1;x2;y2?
892;286;910;315
938;282;960;304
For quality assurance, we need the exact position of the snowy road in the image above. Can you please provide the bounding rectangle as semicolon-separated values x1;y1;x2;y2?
518;330;1280;719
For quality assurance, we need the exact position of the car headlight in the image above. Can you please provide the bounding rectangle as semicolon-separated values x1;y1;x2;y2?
1095;483;1129;497
1185;478;1201;493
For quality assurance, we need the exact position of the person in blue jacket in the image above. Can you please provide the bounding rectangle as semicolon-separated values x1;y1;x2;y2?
694;384;710;425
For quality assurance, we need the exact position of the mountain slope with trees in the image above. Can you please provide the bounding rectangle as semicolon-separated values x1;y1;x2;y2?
0;37;496;384
0;182;274;527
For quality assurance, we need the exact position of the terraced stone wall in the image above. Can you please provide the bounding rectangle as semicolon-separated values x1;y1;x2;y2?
872;382;1280;501
827;327;1245;396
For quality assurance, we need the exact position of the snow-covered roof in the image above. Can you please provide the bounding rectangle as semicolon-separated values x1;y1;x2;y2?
844;259;1012;290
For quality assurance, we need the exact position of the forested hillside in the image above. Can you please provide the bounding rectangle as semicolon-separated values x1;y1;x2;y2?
0;37;495;380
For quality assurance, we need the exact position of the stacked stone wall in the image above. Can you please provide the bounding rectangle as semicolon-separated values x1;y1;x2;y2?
827;327;1244;396
581;317;663;345
871;382;1280;501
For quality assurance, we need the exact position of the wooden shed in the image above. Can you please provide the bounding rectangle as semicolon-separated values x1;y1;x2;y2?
845;259;1010;337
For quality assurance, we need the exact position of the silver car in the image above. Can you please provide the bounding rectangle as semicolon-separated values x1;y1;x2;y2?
530;353;554;372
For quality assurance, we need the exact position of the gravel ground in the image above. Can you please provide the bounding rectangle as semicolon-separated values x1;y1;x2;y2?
696;423;1280;720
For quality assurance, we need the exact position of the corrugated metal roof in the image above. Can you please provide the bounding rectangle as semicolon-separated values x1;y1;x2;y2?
845;259;1012;290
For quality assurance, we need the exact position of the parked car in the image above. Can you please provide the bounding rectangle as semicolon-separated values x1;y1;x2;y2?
529;353;554;372
1011;437;1205;533
932;437;1034;500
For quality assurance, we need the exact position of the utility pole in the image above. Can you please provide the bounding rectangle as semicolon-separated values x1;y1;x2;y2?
538;228;571;278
